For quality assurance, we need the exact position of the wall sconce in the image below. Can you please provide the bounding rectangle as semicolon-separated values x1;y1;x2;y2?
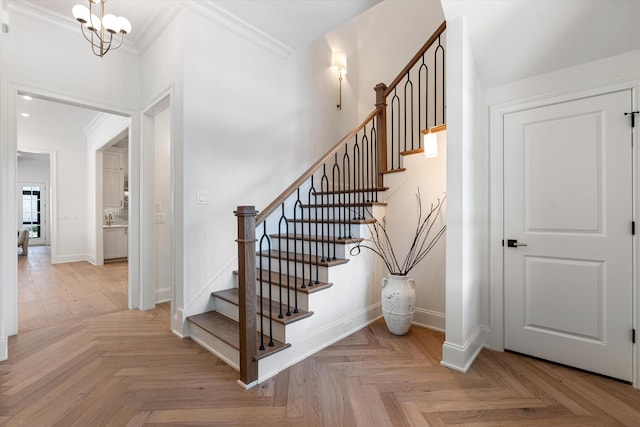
422;124;446;158
332;51;347;110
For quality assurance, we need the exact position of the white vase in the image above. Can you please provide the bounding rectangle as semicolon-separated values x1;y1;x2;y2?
381;275;416;335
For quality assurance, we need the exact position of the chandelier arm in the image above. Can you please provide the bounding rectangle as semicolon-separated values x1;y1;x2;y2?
109;33;126;51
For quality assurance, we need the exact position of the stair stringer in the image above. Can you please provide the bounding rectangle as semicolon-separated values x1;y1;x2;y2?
256;222;386;383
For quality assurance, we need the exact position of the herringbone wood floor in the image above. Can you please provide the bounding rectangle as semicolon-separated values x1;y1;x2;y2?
2;248;640;425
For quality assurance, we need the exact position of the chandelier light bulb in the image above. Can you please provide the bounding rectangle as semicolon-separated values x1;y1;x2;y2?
117;16;131;34
87;13;101;31
102;14;120;33
72;4;90;23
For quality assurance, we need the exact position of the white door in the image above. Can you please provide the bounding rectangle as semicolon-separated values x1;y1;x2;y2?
504;90;633;382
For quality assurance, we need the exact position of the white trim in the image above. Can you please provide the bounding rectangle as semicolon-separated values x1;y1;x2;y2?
440;326;488;373
52;253;88;264
412;308;445;332
184;1;294;59
156;287;171;304
489;77;640;388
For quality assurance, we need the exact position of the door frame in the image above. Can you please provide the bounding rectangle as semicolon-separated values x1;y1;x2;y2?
489;79;640;387
0;83;143;351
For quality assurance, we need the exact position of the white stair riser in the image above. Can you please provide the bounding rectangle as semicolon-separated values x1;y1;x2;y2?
256;256;330;283
189;323;239;371
270;239;347;258
282;222;366;239
255;281;311;312
213;298;287;342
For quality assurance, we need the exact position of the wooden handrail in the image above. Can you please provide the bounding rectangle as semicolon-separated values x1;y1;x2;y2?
256;107;382;225
383;21;446;98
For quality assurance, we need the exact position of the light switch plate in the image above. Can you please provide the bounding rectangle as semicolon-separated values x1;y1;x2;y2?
196;191;209;205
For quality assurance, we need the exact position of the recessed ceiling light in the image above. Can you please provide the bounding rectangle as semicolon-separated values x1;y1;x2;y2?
20;113;30;118
22;95;32;101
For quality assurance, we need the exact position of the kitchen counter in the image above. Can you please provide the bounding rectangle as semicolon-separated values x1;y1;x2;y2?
103;224;128;228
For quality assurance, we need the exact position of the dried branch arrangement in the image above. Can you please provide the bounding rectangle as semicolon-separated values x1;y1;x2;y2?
350;190;446;276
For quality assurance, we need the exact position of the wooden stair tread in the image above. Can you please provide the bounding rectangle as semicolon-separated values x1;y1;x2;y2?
381;168;406;174
259;250;349;267
212;288;313;325
287;217;376;225
268;234;364;245
187;311;290;360
301;202;387;208
400;147;425;156
233;269;334;294
313;187;388;196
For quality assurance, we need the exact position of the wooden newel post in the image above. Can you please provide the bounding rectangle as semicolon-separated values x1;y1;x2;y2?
235;206;258;387
374;83;388;187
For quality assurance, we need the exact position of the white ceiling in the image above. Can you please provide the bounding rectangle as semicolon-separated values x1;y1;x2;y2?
442;0;640;87
19;0;382;53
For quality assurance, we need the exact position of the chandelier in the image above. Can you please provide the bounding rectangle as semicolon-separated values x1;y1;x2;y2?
72;0;132;57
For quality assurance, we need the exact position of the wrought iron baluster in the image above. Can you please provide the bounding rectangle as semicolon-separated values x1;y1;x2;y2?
278;205;287;319
435;35;445;126
320;165;329;262
391;88;400;170
342;144;352;239
258;223;274;349
371;119;378;203
294;188;304;300
418;55;429;145
307;177;317;287
363;126;370;203
353;135;361;220
404;70;414;150
331;154;340;258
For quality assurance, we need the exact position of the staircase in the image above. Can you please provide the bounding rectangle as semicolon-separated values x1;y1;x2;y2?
186;21;447;388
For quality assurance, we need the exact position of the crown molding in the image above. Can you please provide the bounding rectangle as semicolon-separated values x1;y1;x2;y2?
9;0;139;56
184;0;294;59
134;1;183;56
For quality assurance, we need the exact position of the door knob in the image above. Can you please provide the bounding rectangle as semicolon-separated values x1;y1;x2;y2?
507;239;527;248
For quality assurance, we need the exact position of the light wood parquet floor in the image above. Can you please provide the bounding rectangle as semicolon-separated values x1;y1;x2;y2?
2;247;640;426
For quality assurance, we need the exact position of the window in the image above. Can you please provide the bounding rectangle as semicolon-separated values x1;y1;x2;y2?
22;186;41;238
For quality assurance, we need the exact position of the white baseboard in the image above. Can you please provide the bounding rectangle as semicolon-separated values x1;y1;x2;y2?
412;308;445;332
156;287;171;303
52;253;88;264
441;326;489;373
0;336;7;361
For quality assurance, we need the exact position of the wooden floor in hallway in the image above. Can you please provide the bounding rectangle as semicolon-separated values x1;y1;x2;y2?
2;248;639;426
17;246;128;331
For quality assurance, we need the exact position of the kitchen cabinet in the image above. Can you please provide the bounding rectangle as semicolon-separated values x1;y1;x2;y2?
104;226;128;259
103;149;125;209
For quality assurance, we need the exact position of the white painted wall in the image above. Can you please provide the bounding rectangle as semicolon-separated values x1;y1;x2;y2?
18;126;88;263
354;1;445;120
441;16;487;372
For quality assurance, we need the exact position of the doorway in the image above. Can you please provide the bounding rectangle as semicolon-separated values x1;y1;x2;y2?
491;85;637;385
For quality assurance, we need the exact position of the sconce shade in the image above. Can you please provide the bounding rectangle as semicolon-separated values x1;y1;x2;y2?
422;124;446;158
332;51;347;74
423;132;438;158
